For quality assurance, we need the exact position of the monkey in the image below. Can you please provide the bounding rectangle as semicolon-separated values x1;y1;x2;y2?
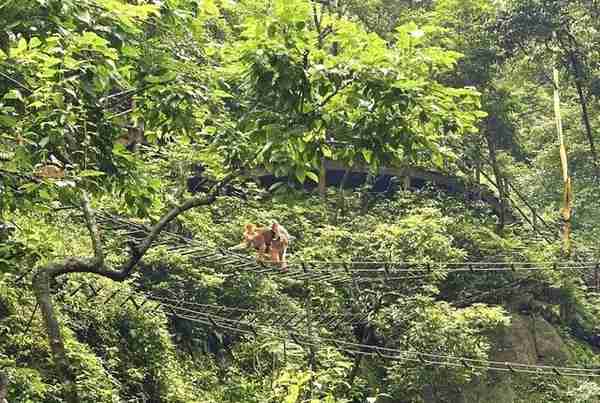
247;225;274;263
33;155;66;179
230;223;268;262
231;223;290;269
187;163;246;199
270;221;290;269
230;223;259;249
186;163;210;194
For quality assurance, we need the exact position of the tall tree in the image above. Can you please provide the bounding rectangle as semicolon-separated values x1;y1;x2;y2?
211;0;486;193
495;0;600;178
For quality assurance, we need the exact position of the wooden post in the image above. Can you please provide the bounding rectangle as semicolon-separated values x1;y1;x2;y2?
552;66;573;256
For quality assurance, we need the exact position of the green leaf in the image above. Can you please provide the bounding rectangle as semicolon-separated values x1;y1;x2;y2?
432;152;443;168
306;171;319;183
0;115;17;128
80;31;108;47
3;89;23;101
361;149;373;164
202;0;219;16
258;141;273;160
29;37;42;48
79;170;106;177
38;137;50;148
295;167;306;183
16;38;27;53
145;71;177;83
122;45;140;58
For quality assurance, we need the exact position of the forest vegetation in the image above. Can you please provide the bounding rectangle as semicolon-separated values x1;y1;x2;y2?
1;0;600;402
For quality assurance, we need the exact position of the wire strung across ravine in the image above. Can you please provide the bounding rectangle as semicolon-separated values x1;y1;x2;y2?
58;280;600;378
93;211;599;287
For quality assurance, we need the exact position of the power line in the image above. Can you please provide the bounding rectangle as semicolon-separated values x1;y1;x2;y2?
92;211;599;290
58;281;600;379
168;306;600;377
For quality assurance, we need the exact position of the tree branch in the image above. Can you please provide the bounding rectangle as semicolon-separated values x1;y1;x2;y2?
81;191;104;266
318;79;353;109
32;172;238;402
44;172;238;282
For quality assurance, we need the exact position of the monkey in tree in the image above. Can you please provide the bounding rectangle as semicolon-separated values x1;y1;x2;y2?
238;224;274;263
34;164;65;179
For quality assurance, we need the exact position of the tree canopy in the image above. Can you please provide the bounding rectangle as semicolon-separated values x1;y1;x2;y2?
1;0;600;402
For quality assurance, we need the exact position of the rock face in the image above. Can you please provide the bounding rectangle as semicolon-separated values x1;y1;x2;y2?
457;314;572;403
378;313;576;403
493;314;571;366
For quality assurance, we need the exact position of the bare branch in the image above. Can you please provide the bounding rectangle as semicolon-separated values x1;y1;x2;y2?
0;70;33;94
117;192;218;277
81;191;104;266
119;172;237;274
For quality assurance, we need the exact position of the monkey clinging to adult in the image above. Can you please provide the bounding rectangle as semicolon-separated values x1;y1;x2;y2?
230;221;290;269
270;221;289;269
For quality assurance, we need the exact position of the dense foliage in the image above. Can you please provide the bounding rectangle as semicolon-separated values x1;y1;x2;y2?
1;0;599;402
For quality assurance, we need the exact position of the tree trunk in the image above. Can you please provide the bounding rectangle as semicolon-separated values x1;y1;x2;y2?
33;270;79;403
567;49;600;178
319;157;327;198
573;80;599;177
553;66;573;255
484;124;506;234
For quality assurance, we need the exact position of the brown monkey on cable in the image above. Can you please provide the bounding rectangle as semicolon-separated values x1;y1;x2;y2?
230;223;270;262
231;222;290;269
